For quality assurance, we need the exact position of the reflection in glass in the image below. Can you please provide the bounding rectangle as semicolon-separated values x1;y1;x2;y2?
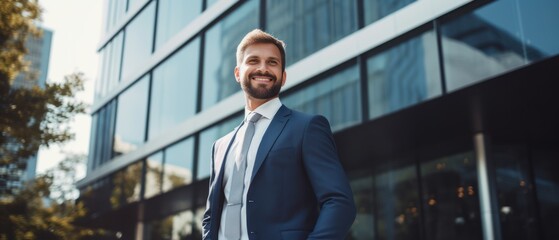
376;165;420;240
163;138;195;192
113;75;149;157
348;175;375;239
128;0;149;12
532;146;559;240
266;0;357;66
144;210;197;240
283;65;361;132
144;151;163;199
95;32;123;100
420;151;482;240
193;207;206;240
90;101;116;170
363;0;415;25
197;114;243;180
492;145;539;240
201;0;258;109
367;30;441;119
155;0;202;49
149;38;200;140
105;0;127;32
441;0;559;91
121;2;155;81
110;161;144;209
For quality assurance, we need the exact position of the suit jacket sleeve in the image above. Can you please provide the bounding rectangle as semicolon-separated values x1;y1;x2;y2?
302;115;356;239
202;142;216;240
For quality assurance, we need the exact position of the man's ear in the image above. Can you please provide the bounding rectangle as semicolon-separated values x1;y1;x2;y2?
281;71;287;86
234;66;240;83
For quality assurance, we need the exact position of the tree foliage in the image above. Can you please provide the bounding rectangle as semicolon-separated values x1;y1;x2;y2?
0;0;87;166
0;154;105;240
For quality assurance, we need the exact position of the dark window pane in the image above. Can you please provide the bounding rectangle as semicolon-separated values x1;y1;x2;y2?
121;2;155;81
420;151;482;240
363;0;415;25
143;210;195;239
492;145;539;240
441;0;559;91
144;151;163;199
348;175;375;239
111;161;144;209
149;38;200;140
163;137;195;191
155;0;202;49
201;0;259;109
283;65;361;132
113;75;149;157
367;30;441;119
196;114;243;180
532;146;559;240
266;0;357;65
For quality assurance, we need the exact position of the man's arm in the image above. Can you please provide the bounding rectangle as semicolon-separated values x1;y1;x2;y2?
302;115;356;239
202;143;216;240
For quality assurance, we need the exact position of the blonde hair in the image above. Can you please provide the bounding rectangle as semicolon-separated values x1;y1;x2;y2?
236;29;286;71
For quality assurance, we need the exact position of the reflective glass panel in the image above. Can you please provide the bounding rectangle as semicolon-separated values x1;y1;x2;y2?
96;32;123;100
121;2;155;81
201;0;259;109
367;30;441;119
282;64;361;132
144;151;163;199
441;0;559;91
113;75;149;157
492;145;539;240
105;0;127;32
149;38;200;140
144;210;196;239
205;0;219;10
348;175;375;239
266;0;357;66
155;0;202;49
162;137;195;192
110;161;144;209
128;0;149;12
196;114;243;180
532;146;559;240
363;0;415;25
420;151;482;240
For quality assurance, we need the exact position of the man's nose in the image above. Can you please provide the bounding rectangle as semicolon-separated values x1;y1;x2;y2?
256;61;269;71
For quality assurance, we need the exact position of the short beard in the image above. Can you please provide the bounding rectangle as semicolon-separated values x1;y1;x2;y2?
243;73;283;99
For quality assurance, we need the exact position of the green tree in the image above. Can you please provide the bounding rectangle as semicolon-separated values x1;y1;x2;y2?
1;0;86;170
0;154;105;239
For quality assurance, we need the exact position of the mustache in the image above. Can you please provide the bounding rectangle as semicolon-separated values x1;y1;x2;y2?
248;72;277;81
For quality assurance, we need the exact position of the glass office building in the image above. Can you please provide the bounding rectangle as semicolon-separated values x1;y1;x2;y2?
78;0;559;239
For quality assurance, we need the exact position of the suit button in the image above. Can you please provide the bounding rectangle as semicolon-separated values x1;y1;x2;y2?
248;200;254;203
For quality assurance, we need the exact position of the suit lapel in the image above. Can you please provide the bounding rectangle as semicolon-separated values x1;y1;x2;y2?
251;105;291;181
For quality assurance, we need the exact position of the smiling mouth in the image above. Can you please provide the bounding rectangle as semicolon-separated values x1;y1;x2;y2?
251;76;273;82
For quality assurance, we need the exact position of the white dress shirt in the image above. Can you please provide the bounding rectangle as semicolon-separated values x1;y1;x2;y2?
218;98;282;240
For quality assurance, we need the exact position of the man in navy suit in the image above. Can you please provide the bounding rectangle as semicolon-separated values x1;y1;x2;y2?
202;29;356;240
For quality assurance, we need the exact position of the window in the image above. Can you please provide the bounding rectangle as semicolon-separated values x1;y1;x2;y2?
266;0;358;65
367;30;441;119
144;151;163;199
121;2;155;81
196;114;243;180
162;137;195;192
113;75;149;157
201;0;259;109
155;0;202;49
363;0;415;25
144;210;198;239
441;0;559;91
283;64;361;132
149;38;200;140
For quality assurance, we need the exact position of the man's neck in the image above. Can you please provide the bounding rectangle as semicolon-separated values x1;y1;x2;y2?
245;96;278;111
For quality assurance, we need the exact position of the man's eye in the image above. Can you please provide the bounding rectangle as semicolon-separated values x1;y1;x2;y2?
269;60;278;65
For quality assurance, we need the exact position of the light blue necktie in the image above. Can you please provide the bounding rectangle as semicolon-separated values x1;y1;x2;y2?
223;112;262;240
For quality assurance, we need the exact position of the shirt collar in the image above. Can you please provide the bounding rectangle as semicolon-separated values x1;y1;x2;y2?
244;98;282;121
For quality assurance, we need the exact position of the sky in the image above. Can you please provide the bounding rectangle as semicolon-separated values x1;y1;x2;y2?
36;0;103;175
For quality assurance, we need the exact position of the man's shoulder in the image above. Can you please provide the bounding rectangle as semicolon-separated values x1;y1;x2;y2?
282;105;325;123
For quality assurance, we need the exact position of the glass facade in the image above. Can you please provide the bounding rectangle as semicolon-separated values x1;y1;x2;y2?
113;75;149;157
149;38;200;140
441;0;559;91
367;30;441;119
82;0;559;239
121;1;155;81
155;0;202;49
266;0;358;66
201;0;259;110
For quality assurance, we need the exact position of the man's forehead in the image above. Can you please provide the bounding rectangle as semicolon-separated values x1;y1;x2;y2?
244;43;281;58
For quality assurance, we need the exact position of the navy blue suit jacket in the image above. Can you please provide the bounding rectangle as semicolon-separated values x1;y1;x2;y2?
202;105;356;240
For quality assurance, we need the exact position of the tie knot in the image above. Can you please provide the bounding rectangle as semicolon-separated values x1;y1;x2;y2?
248;112;262;123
